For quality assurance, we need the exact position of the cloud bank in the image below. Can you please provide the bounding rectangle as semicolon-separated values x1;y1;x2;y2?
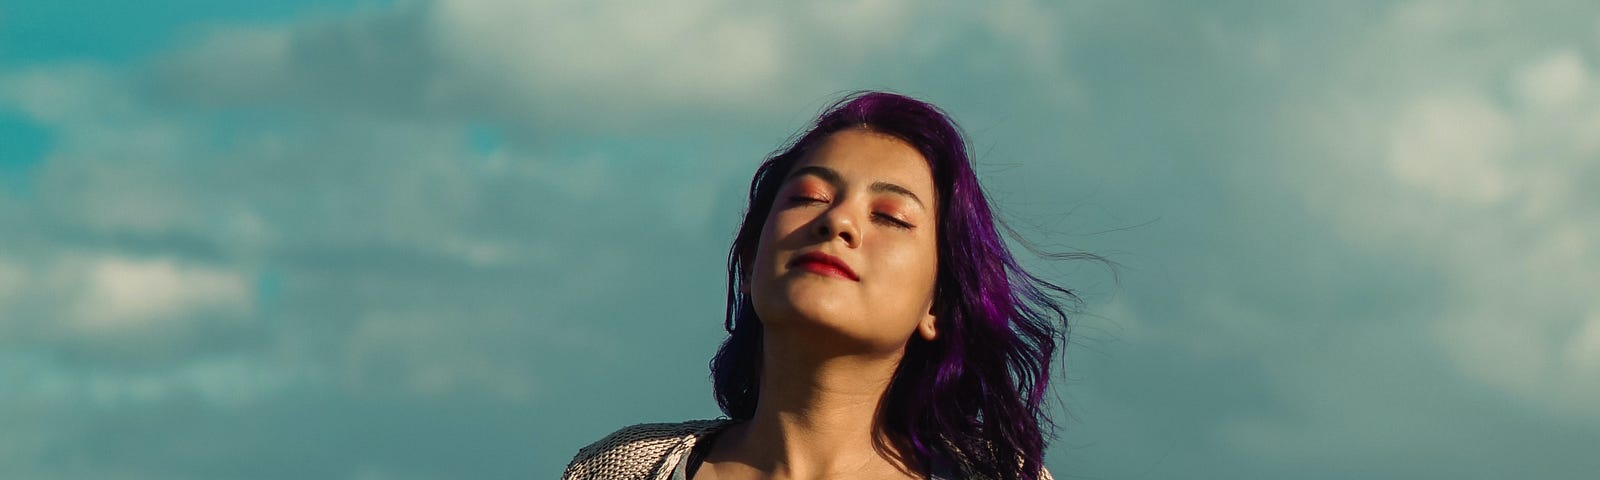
1;1;1595;478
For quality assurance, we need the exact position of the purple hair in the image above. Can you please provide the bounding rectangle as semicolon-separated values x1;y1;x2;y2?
713;91;1081;480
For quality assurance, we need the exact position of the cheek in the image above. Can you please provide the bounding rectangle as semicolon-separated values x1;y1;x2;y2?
754;209;805;275
872;240;939;293
761;207;819;248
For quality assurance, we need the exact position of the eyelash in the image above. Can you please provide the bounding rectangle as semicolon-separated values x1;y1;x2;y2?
788;196;914;230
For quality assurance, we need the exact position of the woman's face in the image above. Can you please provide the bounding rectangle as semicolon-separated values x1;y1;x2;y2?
750;128;940;354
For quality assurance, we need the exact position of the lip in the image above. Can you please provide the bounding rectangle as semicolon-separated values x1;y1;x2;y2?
788;251;859;281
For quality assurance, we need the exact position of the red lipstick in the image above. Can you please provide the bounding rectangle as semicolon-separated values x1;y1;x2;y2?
789;251;859;281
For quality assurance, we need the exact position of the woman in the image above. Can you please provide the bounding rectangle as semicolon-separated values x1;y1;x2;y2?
564;91;1077;480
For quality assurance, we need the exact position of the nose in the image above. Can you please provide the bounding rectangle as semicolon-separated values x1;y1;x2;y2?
813;206;860;247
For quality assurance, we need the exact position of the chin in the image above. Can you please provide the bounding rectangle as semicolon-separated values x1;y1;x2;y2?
757;291;850;327
758;294;910;352
753;283;851;325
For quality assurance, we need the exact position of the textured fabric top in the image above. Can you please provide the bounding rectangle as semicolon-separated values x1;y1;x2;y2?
563;419;733;480
562;419;1055;480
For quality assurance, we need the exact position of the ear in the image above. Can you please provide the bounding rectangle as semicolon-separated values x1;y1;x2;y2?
917;306;938;341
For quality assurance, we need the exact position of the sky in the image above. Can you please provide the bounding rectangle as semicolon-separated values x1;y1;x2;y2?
1;1;1597;478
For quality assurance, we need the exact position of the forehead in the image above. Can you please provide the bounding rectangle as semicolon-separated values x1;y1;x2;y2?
790;129;935;195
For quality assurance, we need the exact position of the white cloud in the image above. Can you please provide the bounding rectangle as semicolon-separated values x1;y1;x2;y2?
72;256;253;330
1387;88;1512;204
429;0;791;109
143;0;937;126
1514;50;1591;109
0;64;126;124
341;310;539;400
0;253;250;339
1289;1;1600;425
0;257;23;306
4;350;307;409
135;0;1087;132
1386;0;1512;40
1569;311;1600;374
983;0;1068;72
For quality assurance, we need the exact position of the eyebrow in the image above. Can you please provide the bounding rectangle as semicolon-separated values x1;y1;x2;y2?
786;165;926;210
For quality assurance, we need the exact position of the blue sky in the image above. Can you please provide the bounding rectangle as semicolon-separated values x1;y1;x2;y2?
2;1;1597;478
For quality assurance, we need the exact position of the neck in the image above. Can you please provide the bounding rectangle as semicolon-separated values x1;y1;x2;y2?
723;328;921;478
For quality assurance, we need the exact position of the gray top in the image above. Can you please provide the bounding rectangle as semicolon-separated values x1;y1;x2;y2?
665;420;960;480
670;455;959;479
564;419;1050;480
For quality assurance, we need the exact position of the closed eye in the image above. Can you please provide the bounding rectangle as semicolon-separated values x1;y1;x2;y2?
875;213;914;230
788;196;826;206
789;196;913;229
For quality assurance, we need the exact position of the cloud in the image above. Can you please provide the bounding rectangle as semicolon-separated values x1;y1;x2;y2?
1387;89;1512;204
0;1;821;473
0;250;258;366
1515;50;1592;109
72;256;253;330
1030;2;1600;477
1285;0;1600;427
138;0;961;133
134;0;1089;136
5;0;1600;478
429;0;792;108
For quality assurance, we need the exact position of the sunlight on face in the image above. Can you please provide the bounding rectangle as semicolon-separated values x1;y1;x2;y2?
750;128;940;354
